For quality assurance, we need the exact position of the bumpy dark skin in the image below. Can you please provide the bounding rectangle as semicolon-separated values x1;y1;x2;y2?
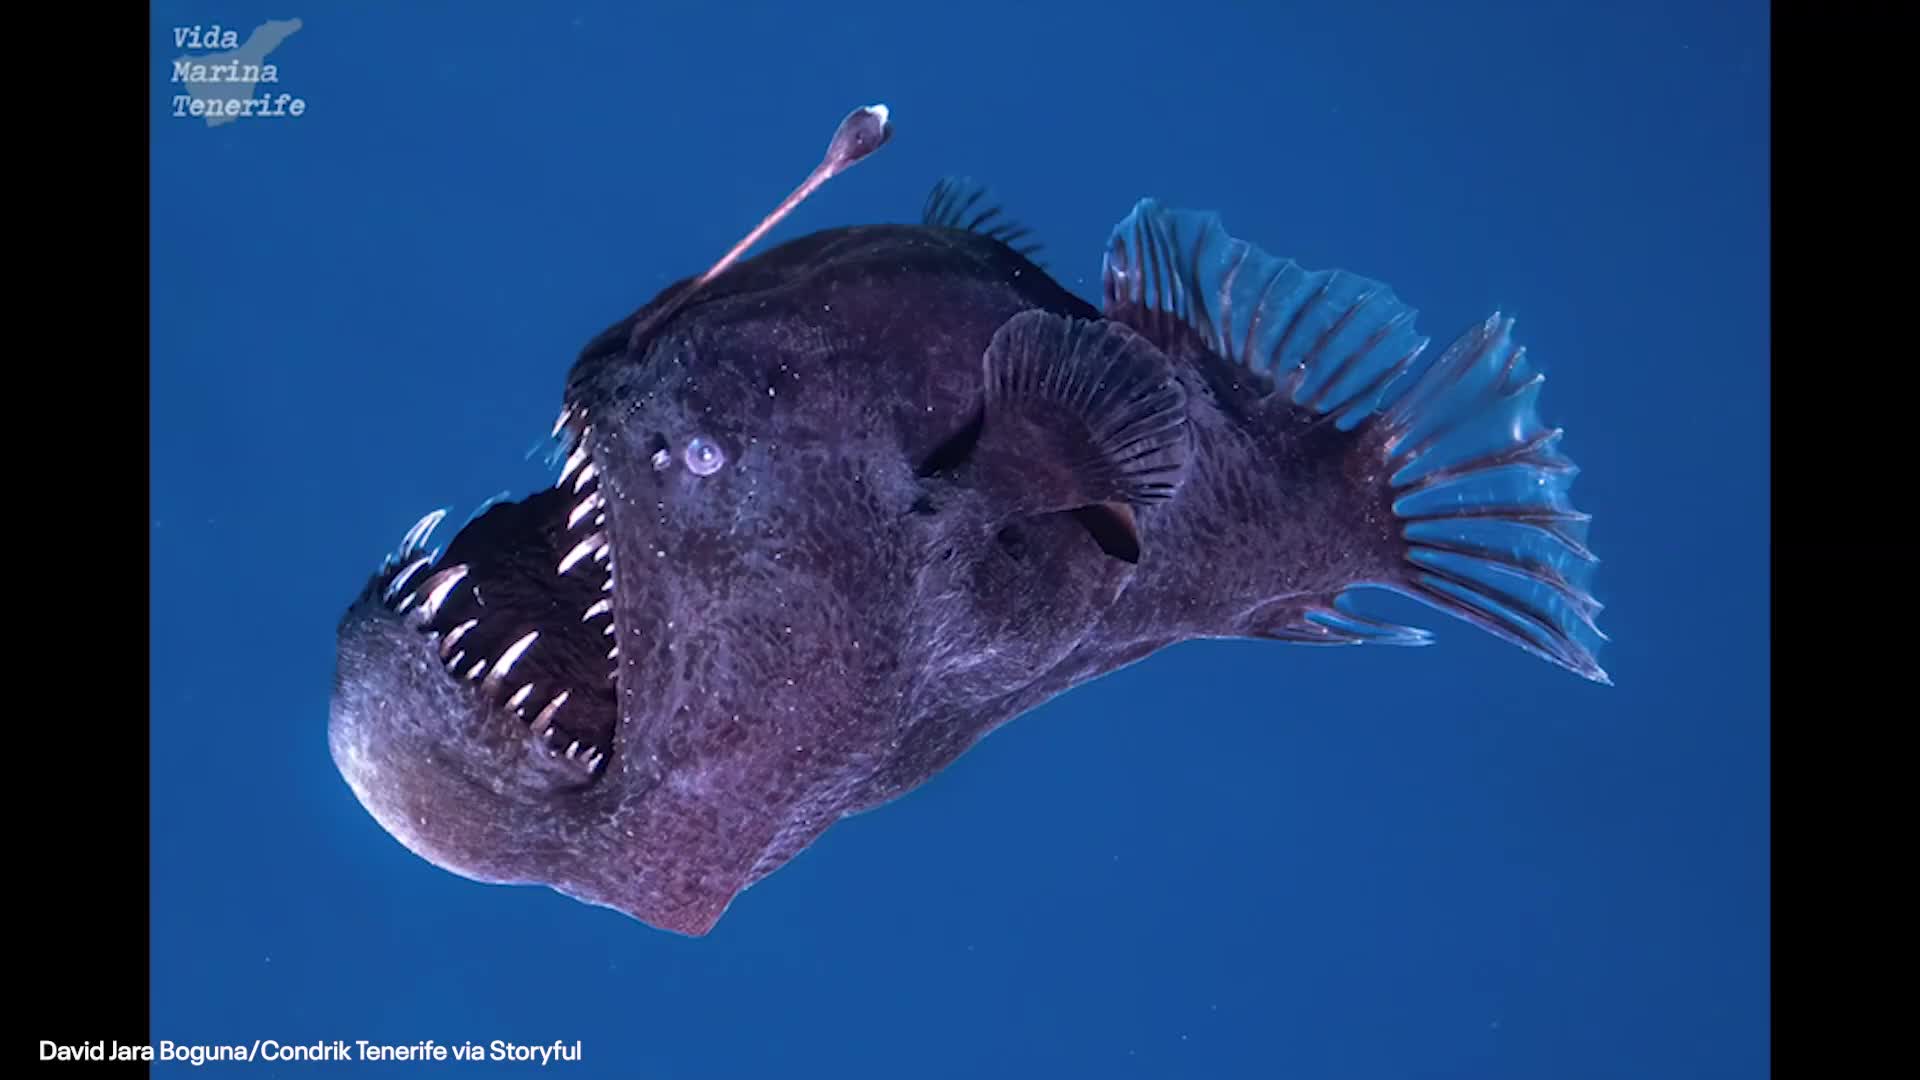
330;224;1401;936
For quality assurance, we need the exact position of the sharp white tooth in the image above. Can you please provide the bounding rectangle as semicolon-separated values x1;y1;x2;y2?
465;658;486;680
565;741;580;759
558;534;607;575
558;536;593;575
569;492;604;529
447;649;467;672
601;577;614;591
384;556;432;601
592;545;611;563
400;509;448;557
507;683;535;710
584;598;612;621
486;630;539;689
603;623;615;636
439;618;479;656
552;408;572;438
532;690;570;734
558;446;589;485
608;645;620;660
412;565;470;622
574;463;598;493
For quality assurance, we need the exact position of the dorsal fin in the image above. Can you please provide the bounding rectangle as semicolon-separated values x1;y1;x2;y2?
1102;198;1429;430
922;177;1044;259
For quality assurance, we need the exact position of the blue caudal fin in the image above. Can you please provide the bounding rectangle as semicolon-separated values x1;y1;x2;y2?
1375;314;1609;683
1102;199;1609;684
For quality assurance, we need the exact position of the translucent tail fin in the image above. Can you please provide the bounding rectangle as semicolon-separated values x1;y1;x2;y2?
1102;199;1608;683
1373;314;1609;683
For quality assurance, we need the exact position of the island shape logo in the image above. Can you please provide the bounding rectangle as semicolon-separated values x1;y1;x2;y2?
169;19;305;127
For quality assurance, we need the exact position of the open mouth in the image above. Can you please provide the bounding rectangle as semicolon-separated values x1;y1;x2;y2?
361;420;620;778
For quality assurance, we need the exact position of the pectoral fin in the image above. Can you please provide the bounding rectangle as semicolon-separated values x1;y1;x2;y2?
971;308;1191;522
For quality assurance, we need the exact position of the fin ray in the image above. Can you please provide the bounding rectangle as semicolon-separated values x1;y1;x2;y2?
1252;593;1436;648
923;177;1044;259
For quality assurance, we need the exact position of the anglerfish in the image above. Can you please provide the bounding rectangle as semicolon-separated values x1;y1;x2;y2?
329;105;1608;936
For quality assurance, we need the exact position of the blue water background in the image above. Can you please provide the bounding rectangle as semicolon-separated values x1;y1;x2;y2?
150;3;1769;1076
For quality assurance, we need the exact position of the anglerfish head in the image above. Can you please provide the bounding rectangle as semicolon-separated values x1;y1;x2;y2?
325;104;1175;933
325;273;1015;931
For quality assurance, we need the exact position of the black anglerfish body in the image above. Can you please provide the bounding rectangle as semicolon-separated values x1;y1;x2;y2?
330;116;1607;936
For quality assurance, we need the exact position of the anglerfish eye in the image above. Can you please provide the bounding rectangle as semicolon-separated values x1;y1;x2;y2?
684;436;726;476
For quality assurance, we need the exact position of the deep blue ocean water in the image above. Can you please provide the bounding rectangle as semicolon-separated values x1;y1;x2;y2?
150;3;1769;1076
